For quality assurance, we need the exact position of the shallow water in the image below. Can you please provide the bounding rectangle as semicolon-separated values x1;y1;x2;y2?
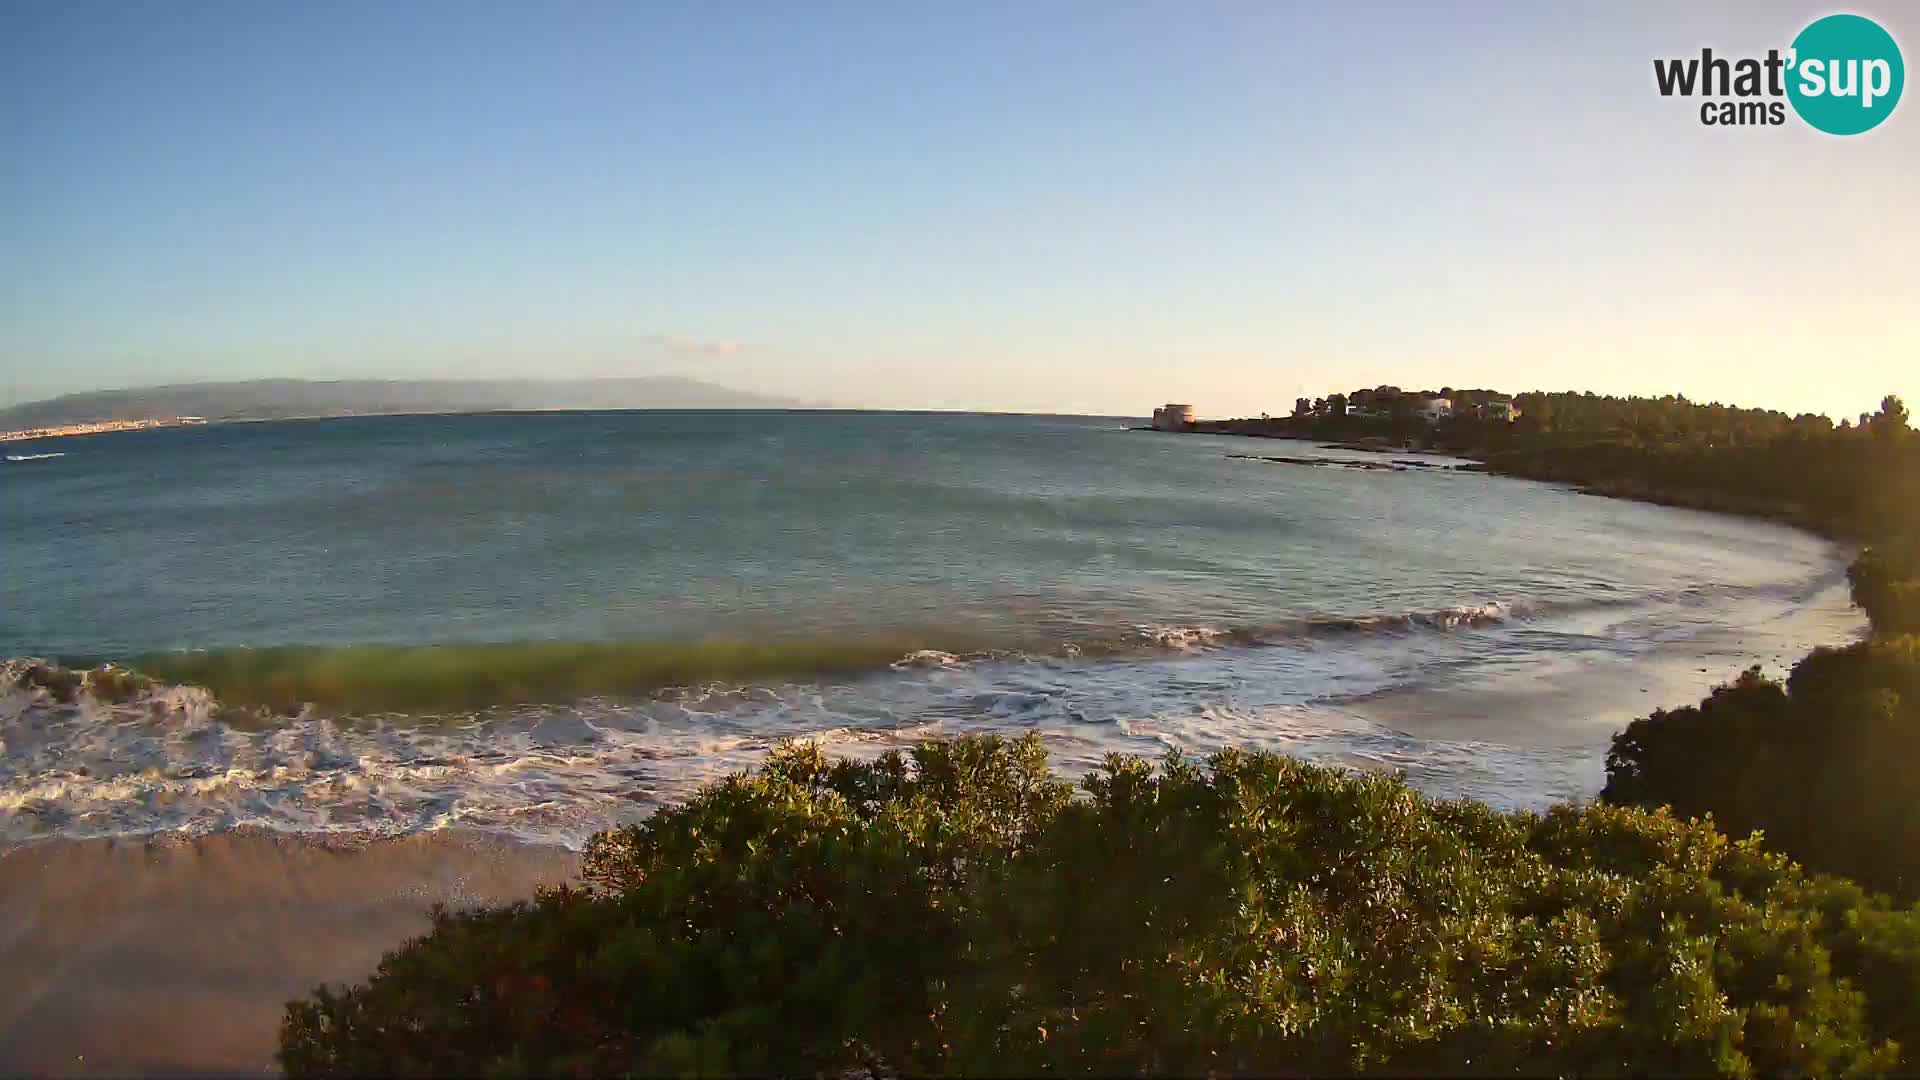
0;411;1865;845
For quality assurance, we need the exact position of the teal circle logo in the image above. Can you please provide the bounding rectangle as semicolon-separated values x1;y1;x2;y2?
1787;14;1904;134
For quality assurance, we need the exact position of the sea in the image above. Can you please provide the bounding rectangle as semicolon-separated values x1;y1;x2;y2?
0;411;1865;847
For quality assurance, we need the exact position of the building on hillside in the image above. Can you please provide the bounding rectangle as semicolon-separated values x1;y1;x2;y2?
1478;399;1521;422
1152;403;1196;431
1413;395;1453;422
1347;386;1405;416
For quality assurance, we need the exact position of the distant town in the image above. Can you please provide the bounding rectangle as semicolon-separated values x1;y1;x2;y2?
1152;386;1521;433
0;416;209;443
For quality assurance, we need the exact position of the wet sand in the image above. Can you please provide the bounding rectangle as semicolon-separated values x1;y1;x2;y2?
0;829;577;1076
1347;646;1775;748
1352;584;1867;745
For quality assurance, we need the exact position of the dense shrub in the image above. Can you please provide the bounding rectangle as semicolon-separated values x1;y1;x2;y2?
282;736;1920;1077
1604;643;1920;901
1851;540;1920;637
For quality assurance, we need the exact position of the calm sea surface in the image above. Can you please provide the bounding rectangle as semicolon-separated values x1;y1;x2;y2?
0;411;1863;844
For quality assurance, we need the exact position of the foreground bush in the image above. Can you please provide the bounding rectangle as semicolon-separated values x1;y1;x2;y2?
1604;638;1920;903
282;736;1920;1077
1851;539;1920;637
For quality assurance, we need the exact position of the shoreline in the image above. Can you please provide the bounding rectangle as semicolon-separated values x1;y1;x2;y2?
0;418;208;444
1143;425;1851;541
1343;576;1864;752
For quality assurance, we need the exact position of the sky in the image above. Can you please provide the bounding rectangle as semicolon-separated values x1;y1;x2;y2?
2;1;1915;419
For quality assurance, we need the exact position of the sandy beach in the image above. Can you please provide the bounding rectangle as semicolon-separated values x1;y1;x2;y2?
0;830;577;1076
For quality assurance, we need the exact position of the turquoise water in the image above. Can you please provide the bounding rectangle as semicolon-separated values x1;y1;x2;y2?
0;411;1863;844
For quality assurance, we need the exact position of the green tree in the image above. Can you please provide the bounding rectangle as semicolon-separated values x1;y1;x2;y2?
1875;395;1909;439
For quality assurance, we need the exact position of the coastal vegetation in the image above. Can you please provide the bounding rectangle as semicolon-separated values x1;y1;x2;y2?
280;736;1920;1077
1476;395;1918;537
279;390;1920;1075
1602;635;1920;901
1214;388;1918;540
1848;538;1920;637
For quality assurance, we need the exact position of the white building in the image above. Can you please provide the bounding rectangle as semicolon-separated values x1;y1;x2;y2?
1152;404;1196;431
1416;396;1453;422
1481;400;1521;422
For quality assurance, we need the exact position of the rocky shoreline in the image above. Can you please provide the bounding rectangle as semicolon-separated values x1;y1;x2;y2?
1224;452;1478;474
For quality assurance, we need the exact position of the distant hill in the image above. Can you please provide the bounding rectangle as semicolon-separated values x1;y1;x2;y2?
0;378;811;429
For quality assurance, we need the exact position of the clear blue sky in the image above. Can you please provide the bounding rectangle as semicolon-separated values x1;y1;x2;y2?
2;1;1914;418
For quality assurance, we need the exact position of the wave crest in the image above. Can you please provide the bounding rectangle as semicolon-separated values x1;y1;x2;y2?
8;601;1537;715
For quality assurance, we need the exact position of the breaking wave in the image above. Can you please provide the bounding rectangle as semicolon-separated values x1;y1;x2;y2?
0;640;1584;848
17;601;1551;715
0;576;1867;848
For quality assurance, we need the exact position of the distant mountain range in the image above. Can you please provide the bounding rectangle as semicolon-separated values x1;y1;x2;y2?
0;377;812;429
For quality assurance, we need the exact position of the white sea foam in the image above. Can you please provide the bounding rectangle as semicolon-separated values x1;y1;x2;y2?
0;577;1867;849
891;649;970;669
1129;624;1230;649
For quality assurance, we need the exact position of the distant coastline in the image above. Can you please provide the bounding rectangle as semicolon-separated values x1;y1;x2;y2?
0;376;811;432
2;406;1134;446
1;416;208;443
1134;389;1915;544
